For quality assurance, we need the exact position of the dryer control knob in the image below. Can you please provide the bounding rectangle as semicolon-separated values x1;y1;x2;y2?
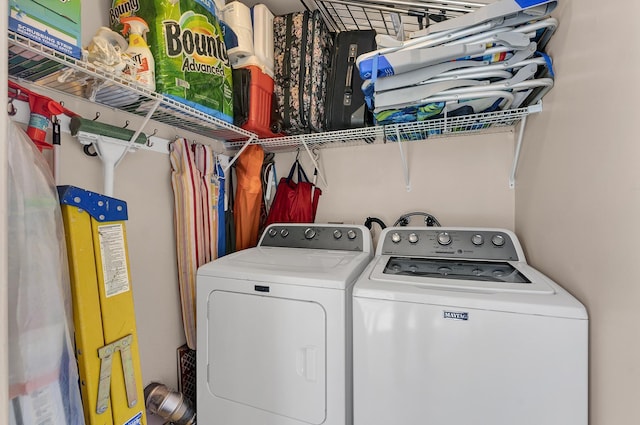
280;229;289;238
268;228;277;237
471;234;484;246
437;232;452;245
491;234;505;247
304;228;316;239
347;230;357;240
333;229;343;239
391;232;401;243
408;233;419;244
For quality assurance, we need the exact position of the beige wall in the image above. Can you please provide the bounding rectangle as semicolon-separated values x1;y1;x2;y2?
1;4;9;425
275;132;517;237
515;1;640;424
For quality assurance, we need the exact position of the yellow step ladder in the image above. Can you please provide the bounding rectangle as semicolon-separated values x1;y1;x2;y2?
59;186;146;425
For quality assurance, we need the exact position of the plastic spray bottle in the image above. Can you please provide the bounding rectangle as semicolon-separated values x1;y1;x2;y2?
121;16;156;92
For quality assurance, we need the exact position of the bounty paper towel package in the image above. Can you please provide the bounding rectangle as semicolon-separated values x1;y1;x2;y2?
110;0;234;123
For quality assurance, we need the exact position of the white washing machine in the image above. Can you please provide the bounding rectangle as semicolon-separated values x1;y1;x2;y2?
353;227;588;425
197;224;373;425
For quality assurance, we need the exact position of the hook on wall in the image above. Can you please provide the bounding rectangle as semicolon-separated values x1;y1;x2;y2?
93;112;101;121
123;120;130;129
7;96;17;116
146;129;158;147
7;86;24;116
83;144;98;157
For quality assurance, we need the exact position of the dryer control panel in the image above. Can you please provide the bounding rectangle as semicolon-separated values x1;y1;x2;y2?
380;228;520;261
260;224;368;252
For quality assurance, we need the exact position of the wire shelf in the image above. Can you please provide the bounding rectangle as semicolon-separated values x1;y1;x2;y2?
8;27;541;155
225;103;541;152
8;31;254;142
307;0;484;36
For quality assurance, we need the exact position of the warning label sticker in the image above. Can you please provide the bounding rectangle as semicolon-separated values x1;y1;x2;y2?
124;411;143;425
98;223;130;297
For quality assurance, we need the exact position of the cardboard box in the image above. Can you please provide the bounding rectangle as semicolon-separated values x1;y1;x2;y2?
9;0;82;59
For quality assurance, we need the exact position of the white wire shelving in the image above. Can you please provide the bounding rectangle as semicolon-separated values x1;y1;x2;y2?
8;31;254;144
225;103;540;152
305;0;485;36
8;29;541;157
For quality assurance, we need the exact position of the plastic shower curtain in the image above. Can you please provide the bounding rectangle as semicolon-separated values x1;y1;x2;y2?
7;121;85;425
170;138;220;350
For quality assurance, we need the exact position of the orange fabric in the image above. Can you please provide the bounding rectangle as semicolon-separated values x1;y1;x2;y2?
233;144;265;250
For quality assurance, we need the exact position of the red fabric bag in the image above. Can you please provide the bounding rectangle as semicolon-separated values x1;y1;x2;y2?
265;160;321;225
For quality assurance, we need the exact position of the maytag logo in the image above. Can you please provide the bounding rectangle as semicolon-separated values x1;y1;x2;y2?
444;311;468;321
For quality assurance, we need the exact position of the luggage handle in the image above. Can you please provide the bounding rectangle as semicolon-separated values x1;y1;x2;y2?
343;43;358;106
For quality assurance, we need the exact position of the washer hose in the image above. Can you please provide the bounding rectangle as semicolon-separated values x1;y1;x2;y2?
144;382;196;425
393;212;441;227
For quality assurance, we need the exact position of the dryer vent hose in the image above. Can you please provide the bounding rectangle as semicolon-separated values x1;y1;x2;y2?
144;382;196;425
364;216;387;230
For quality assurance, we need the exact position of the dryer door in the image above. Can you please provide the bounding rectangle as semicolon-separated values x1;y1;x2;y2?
207;290;327;424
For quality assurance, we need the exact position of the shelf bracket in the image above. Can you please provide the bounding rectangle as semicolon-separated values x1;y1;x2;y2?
224;135;258;174
509;114;528;189
115;99;161;168
298;136;328;188
509;101;542;188
395;128;411;192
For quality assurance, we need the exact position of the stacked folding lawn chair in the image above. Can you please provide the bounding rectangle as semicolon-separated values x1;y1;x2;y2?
355;0;559;126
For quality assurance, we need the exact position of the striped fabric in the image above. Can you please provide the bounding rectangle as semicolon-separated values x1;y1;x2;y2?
170;139;220;350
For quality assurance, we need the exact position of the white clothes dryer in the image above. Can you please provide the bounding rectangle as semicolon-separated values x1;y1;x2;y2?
197;224;373;425
353;227;588;425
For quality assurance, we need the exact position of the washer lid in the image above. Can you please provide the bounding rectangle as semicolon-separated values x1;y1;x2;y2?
381;256;535;286
355;256;587;319
197;247;373;289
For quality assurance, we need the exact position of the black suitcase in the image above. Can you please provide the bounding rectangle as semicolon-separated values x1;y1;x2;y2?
325;30;377;130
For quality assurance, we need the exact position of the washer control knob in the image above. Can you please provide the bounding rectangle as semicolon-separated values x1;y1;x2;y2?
333;229;343;239
471;234;484;246
347;230;357;240
391;232;401;243
268;228;278;237
280;229;289;238
437;232;452;246
491;234;505;247
304;228;316;240
408;233;419;244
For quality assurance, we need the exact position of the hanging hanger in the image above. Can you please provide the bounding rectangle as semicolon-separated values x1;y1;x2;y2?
311;148;320;200
7;95;17;116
